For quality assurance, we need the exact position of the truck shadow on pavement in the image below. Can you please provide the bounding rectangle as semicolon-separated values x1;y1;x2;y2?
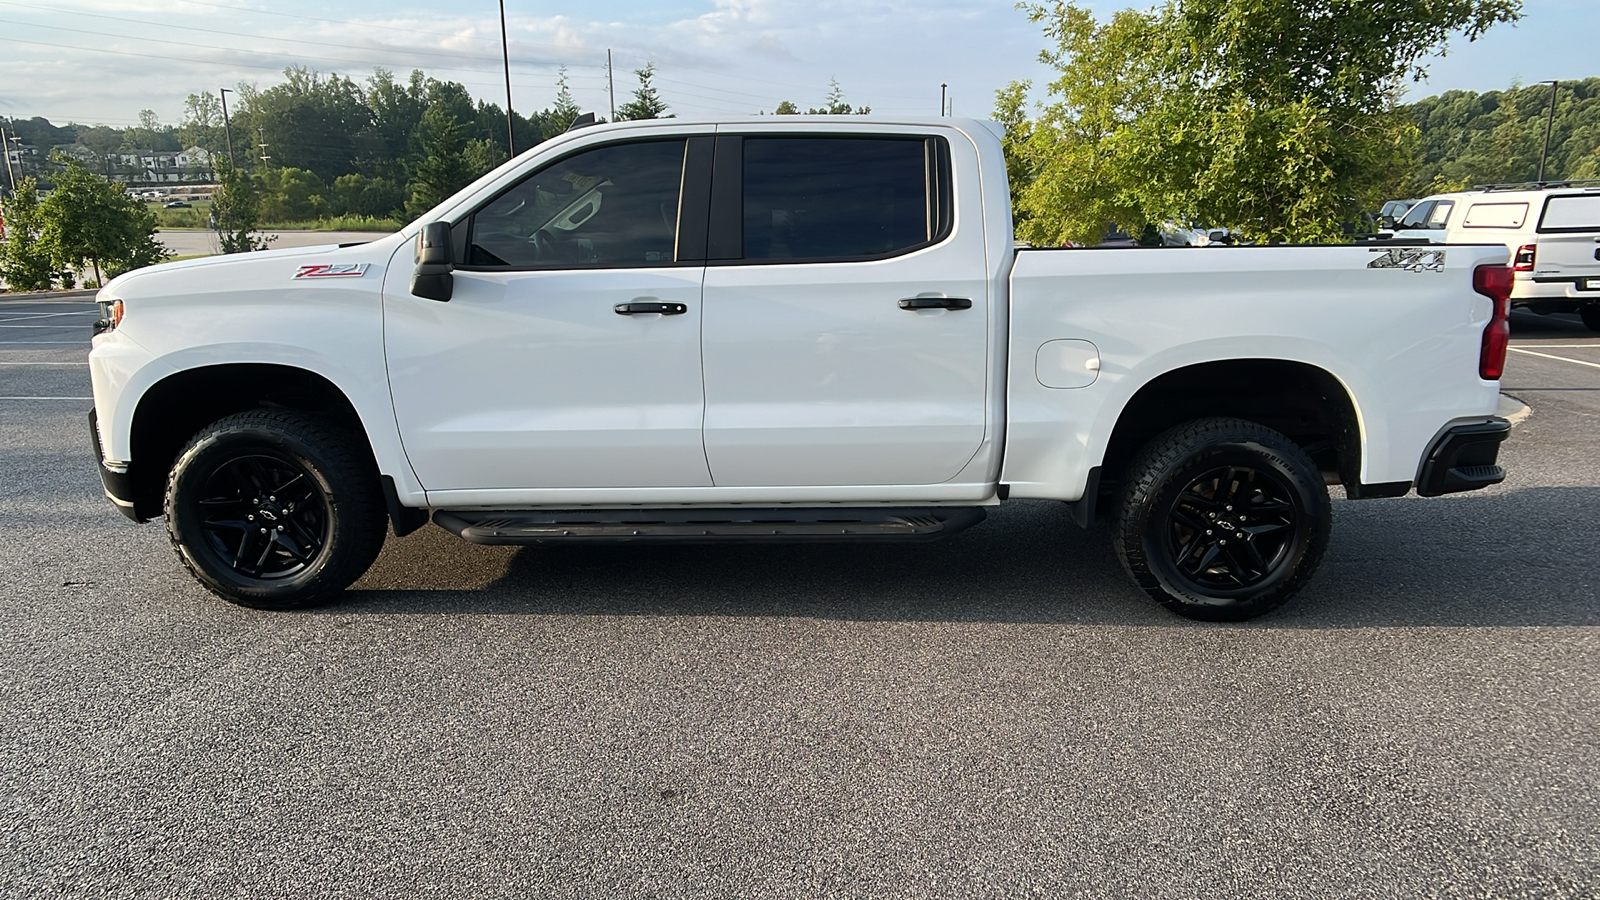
342;489;1598;628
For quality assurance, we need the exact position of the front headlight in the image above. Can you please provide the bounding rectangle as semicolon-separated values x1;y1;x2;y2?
93;297;124;335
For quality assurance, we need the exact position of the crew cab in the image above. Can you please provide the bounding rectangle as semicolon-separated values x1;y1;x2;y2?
88;117;1514;621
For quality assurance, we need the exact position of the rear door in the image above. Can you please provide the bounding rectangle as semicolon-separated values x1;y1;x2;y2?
1534;193;1600;291
698;129;990;487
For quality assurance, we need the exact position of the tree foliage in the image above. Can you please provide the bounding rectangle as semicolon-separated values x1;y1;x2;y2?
616;63;670;121
0;179;57;291
38;155;166;285
1003;0;1523;245
212;160;273;254
543;68;583;138
1403;78;1600;192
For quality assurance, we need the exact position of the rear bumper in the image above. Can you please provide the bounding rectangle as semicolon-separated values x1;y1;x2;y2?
1416;419;1511;497
89;408;141;521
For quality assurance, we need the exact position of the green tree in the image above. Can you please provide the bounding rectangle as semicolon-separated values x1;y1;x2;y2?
330;173;405;219
1006;0;1522;245
212;161;273;254
406;104;480;217
808;78;870;115
542;68;583;138
239;67;372;183
616;63;670;121
38;155;167;285
772;100;801;115
0;179;57;291
258;167;328;222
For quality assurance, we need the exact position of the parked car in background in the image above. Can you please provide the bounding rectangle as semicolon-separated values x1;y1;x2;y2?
1392;183;1600;330
163;200;192;208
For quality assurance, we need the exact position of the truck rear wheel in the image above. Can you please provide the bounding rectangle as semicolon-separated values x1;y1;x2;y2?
1580;304;1600;333
1113;417;1330;621
164;410;387;610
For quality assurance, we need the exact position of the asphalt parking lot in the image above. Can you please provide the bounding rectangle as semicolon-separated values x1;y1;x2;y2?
1;297;1595;898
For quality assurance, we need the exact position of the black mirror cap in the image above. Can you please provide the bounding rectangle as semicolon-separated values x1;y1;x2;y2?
411;221;454;301
415;221;453;267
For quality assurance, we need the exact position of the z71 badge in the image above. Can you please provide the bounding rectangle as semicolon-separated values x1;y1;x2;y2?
1367;248;1446;273
293;263;369;279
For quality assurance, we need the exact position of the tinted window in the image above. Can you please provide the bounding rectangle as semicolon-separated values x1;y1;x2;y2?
1427;200;1454;228
1397;201;1434;229
742;138;934;261
467;139;685;268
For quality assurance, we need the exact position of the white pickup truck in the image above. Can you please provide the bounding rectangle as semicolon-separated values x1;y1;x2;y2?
88;117;1514;621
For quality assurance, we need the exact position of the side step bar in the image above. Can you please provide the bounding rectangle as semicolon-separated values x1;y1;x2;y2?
432;507;987;545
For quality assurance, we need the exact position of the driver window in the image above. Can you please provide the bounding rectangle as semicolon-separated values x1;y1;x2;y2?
1397;201;1434;230
466;139;686;269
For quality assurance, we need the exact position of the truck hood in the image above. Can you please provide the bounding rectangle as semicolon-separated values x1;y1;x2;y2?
100;233;409;301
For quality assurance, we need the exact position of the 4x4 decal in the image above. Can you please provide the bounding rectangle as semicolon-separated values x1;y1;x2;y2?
1367;248;1446;273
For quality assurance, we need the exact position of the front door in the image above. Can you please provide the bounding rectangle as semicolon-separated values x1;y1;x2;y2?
385;136;712;492
699;132;991;487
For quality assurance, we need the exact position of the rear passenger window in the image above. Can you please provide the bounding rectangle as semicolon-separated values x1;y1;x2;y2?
741;137;948;262
1427;200;1454;229
1463;202;1529;228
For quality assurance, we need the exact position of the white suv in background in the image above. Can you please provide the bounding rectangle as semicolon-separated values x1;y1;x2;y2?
1393;184;1600;330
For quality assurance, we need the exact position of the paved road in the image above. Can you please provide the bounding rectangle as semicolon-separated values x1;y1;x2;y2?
1;299;1595;898
157;230;392;258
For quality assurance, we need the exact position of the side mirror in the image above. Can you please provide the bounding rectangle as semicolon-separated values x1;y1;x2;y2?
410;221;454;302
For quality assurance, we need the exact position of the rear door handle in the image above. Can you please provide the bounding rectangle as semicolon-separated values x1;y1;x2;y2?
898;297;972;310
614;301;688;316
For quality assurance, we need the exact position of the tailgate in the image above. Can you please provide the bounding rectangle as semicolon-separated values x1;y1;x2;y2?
1535;193;1600;284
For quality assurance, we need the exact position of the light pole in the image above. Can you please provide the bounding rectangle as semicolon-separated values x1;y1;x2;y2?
218;88;236;168
499;0;516;155
1537;80;1559;184
1;127;18;193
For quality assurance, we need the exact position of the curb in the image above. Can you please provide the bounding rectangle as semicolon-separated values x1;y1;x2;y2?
1497;393;1532;425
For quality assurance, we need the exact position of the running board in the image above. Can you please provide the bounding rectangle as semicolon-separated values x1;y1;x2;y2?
431;507;987;545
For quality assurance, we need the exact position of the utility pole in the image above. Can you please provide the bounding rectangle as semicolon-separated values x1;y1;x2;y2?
218;88;236;168
940;84;946;117
499;0;516;155
608;49;616;121
1537;80;1559;184
0;127;18;193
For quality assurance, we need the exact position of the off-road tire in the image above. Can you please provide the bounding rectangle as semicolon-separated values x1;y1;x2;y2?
1113;417;1331;622
164;409;386;610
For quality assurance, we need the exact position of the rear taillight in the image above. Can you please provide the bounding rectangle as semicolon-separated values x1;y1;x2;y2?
1512;244;1536;271
1473;264;1513;380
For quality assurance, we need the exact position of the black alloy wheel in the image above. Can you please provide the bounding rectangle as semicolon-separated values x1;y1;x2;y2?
1114;417;1331;621
191;453;329;580
1162;464;1299;595
165;410;387;610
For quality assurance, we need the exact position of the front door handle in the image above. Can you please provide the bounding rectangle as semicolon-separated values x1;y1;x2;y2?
898;297;972;311
615;301;688;316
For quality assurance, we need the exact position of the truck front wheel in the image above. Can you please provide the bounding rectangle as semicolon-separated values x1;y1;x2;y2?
163;410;387;610
1113;417;1331;621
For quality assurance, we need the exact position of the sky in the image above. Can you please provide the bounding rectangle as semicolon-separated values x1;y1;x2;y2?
0;0;1595;130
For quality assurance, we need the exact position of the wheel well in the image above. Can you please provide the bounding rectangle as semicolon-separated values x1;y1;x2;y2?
127;364;372;520
1098;359;1361;508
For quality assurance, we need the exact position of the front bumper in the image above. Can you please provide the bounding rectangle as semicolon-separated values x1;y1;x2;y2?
89;408;140;521
1416;419;1511;497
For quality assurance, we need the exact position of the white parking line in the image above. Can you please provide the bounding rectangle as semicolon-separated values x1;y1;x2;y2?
0;311;98;323
1508;347;1600;370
